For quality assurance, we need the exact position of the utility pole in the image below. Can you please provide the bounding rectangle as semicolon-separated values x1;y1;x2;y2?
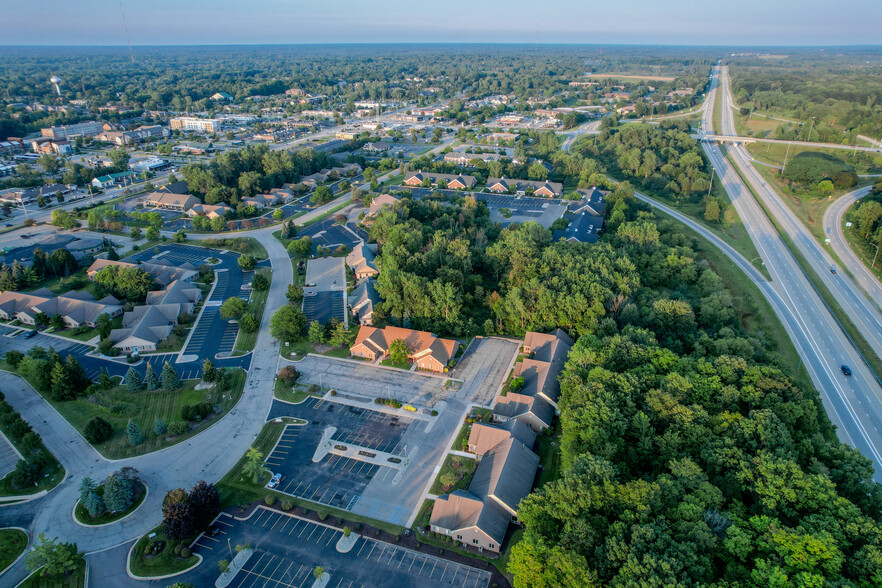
707;167;715;198
782;142;792;175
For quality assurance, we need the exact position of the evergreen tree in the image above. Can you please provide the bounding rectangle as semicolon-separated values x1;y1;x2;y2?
126;419;142;446
202;359;217;383
83;490;105;518
78;477;96;505
107;247;119;261
103;472;134;512
154;418;167;436
161;362;180;391
125;367;143;393
97;368;114;390
49;361;73;401
143;363;160;391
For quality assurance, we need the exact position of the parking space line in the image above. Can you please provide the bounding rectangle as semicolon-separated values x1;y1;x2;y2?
365;542;376;560
272;515;287;532
306;525;318;541
325;531;338;547
287;520;301;535
298;521;310;538
315;527;328;544
356;540;368;557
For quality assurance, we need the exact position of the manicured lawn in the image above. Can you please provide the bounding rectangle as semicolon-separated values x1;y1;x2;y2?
281;338;316;360
190;237;268;260
129;526;198;578
535;427;561;488
61;316;123;343
273;379;322;404
379;359;410;370
234;267;271;353
74;480;147;525
0;528;28;572
429;454;477;495
30;370;245;460
19;559;86;588
26;273;97;297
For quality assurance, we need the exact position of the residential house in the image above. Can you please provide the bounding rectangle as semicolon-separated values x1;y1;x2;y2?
486;177;562;197
346;242;378;280
403;171;477;190
242;192;284;210
0;289;122;327
368;194;400;217
430;436;539;553
109;303;184;353
467;421;536;457
143;192;199;212
349;278;381;326
350;326;459;372
492;329;573;430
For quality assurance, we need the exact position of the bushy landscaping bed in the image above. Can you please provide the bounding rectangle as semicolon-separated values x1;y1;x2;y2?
129;526;199;578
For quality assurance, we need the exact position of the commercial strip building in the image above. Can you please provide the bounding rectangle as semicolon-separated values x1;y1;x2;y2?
350;326;459;373
169;117;222;133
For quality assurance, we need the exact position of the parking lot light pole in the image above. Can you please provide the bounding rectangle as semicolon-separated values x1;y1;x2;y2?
228;538;233;558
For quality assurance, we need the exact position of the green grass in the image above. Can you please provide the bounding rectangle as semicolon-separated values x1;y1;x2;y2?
234;267;271;353
19;560;86;588
273;380;322;404
216;420;405;535
380;359;410;370
535;427;562;488
190;237;268;260
382;173;405;187
712;81;722;134
299;201;350;229
129;526;198;578
73;480;147;525
746;141;882;175
17;370;246;460
0;528;28;572
723;147;882;383
429;454;477;495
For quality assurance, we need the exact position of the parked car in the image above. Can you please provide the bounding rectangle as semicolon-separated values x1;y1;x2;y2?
24;330;37;339
268;473;282;489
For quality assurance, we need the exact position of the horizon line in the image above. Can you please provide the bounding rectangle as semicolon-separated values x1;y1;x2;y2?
1;41;881;49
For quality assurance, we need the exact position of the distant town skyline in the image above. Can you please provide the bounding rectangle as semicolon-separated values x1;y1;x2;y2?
2;0;881;46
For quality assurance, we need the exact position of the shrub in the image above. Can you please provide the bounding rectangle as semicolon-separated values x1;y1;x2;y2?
281;500;293;511
318;512;327;521
174;544;183;555
277;365;300;385
180;546;192;558
265;495;275;506
168;421;189;436
84;417;113;444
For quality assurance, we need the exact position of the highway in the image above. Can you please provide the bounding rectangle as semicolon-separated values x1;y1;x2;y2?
716;66;882;362
701;67;882;477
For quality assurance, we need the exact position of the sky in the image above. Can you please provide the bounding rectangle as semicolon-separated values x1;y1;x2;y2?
3;0;881;46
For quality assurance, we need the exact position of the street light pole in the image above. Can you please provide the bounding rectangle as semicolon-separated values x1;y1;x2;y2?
228;537;233;558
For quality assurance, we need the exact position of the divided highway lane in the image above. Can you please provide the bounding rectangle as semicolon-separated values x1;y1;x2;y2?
717;66;882;365
824;186;882;306
702;68;882;478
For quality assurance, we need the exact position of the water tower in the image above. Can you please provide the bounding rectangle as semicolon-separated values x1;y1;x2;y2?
50;75;62;96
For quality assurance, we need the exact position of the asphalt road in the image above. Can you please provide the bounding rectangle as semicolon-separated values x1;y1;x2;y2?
702;67;882;477
824;186;882;307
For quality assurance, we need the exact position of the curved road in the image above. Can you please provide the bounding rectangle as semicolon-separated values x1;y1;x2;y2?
824;186;882;305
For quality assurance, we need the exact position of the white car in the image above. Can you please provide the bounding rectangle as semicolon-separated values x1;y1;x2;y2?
268;473;282;489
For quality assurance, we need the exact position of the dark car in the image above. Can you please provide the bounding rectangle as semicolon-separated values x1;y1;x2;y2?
841;365;852;376
206;526;220;537
24;330;37;339
830;268;837;274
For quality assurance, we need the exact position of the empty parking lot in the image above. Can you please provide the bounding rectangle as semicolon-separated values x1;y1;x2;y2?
265;398;415;522
190;508;491;588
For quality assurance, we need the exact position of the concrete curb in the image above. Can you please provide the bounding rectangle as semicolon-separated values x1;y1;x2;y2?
215;547;252;588
0;490;46;506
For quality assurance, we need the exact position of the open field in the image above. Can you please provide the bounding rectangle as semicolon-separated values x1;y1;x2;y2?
746;141;882;175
